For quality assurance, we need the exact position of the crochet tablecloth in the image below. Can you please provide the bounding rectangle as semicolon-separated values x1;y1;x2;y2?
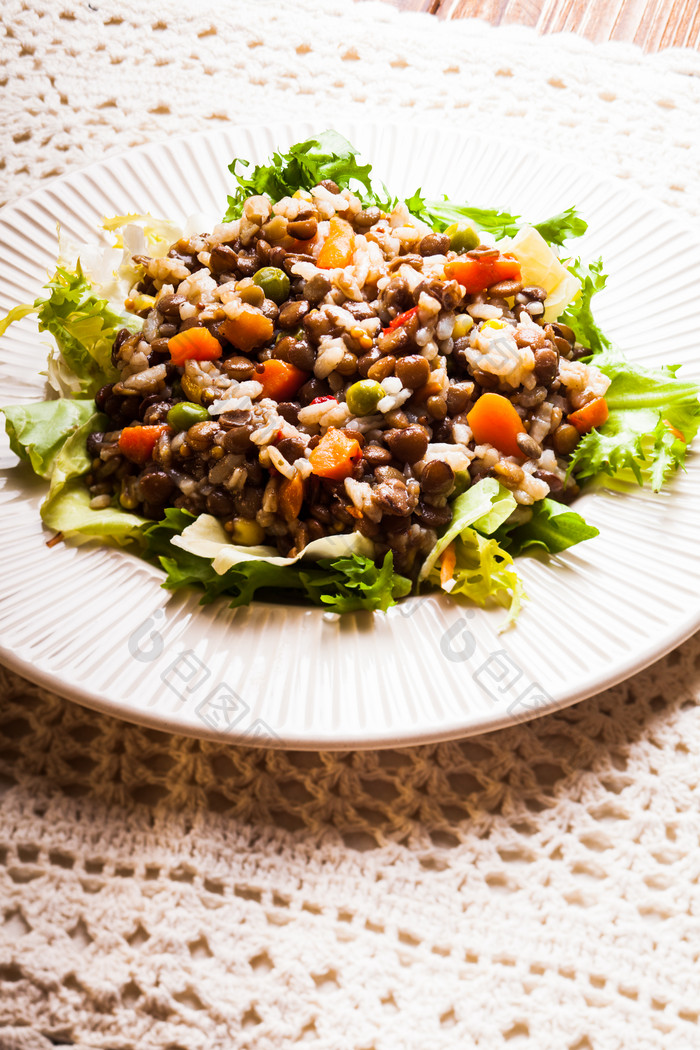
2;2;700;1047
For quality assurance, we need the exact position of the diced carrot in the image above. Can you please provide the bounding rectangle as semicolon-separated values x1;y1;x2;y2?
278;474;305;522
308;427;363;480
663;418;686;442
256;359;309;401
568;397;609;435
317;216;355;269
413;376;445;404
466;392;526;458
220;305;274;354
118;424;169;464
444;253;521;295
440;542;457;589
168;327;222;366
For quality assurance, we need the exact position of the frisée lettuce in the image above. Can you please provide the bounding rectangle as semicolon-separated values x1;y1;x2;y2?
419;480;525;625
1;266;139;397
568;350;700;490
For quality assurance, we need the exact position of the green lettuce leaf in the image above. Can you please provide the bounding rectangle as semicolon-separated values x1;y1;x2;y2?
419;479;524;623
41;480;147;544
1;398;98;477
568;350;700;490
0;266;139;397
496;498;599;556
560;257;611;354
533;207;588;247
302;552;411;613
412;194;522;239
35;266;138;395
434;528;525;628
2;395;147;543
144;510;411;612
43;409;104;498
408;191;587;245
418;478;515;581
220;133;586;249
223;131;374;221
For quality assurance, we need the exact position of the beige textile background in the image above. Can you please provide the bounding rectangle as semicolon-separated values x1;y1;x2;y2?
2;2;700;1048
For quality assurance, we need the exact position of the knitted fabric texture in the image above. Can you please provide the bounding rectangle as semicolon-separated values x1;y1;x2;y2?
2;1;700;1047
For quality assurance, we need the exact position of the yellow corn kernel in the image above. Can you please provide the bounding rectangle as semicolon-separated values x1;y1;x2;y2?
350;325;373;350
453;313;474;338
229;518;265;546
482;318;506;330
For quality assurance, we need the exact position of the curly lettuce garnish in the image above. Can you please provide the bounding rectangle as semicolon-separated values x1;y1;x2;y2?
568;350;700;491
144;509;410;612
0;266;138;397
223;131;375;222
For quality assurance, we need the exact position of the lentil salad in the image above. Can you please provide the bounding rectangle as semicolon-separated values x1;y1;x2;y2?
3;131;699;619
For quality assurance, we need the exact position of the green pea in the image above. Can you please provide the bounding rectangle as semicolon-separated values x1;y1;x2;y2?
445;222;480;253
167;401;210;431
346;379;385;417
252;266;290;304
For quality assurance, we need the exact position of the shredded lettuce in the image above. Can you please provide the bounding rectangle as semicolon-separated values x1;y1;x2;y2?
496;499;599;556
144;510;410;612
569;350;700;490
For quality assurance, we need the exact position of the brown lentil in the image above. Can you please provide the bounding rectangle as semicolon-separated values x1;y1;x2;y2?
421;459;454;495
419;232;450;256
395;354;430;390
278;300;309;328
367;355;396;383
553;423;581;456
386;425;429;464
287;218;318;240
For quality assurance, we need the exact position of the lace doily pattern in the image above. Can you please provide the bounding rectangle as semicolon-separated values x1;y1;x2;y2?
2;0;700;1046
2;637;700;1049
2;0;700;213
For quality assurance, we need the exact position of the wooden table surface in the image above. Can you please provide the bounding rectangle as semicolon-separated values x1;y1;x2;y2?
382;0;700;51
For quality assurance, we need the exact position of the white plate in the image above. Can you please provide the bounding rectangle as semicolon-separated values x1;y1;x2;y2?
1;122;699;749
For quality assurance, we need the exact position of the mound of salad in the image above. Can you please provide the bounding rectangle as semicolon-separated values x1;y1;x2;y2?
2;131;699;622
